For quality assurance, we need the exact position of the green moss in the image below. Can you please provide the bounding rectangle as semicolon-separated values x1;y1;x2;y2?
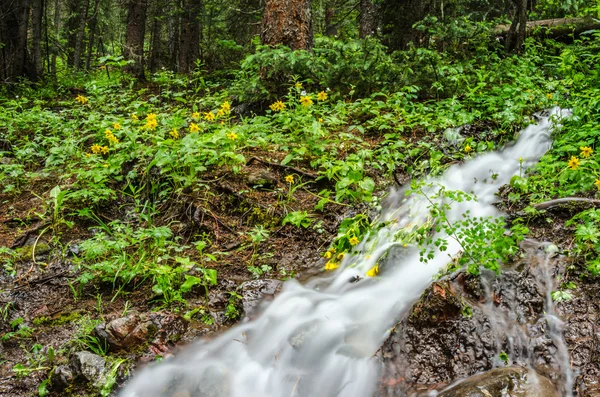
15;243;51;262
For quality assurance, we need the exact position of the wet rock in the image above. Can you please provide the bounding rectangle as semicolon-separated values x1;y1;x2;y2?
95;311;187;352
437;367;559;397
237;279;282;316
246;169;278;189
378;245;574;395
70;351;107;387
52;364;75;388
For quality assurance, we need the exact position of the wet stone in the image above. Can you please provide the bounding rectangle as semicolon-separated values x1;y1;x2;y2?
95;311;187;352
437;367;559;397
69;351;107;387
52;364;75;388
237;279;282;316
246;169;278;189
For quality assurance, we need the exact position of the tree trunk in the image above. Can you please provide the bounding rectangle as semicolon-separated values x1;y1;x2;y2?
359;0;377;38
124;0;148;79
495;17;600;39
324;2;336;36
51;0;60;76
149;0;165;73
0;0;32;80
65;0;81;67
178;0;201;73
261;0;313;51
73;0;90;71
31;0;44;78
85;0;101;70
167;0;181;71
505;0;528;52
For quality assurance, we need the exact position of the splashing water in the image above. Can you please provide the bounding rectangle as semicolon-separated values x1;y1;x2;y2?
121;108;570;397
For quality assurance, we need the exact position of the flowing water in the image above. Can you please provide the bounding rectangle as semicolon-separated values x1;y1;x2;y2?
121;107;570;397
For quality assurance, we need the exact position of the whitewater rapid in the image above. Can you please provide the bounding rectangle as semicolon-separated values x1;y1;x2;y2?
121;107;569;397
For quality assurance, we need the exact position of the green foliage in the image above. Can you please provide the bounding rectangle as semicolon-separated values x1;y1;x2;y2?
415;185;527;275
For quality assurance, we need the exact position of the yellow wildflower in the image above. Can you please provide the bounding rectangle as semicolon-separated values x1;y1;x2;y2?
100;146;109;154
285;175;294;184
546;93;553;100
595;179;600;191
103;163;108;167
108;135;119;145
131;114;139;121
104;129;112;138
317;91;327;101
169;129;180;139
464;144;472;153
318;118;323;123
300;96;313;108
221;101;231;113
76;94;88;104
295;82;303;89
189;123;200;133
205;112;215;122
192;112;200;120
217;109;225;118
226;132;238;140
337;253;345;260
324;251;332;259
581;146;593;158
568;156;580;170
147;113;157;121
349;236;360;246
91;144;102;154
270;101;286;112
325;261;339;271
145;118;158;129
113;123;121;130
366;265;379;277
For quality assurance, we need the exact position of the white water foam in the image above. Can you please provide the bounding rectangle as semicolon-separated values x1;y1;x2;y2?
121;107;569;397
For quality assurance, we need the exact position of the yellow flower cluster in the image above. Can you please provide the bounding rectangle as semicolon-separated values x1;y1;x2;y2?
295;82;303;89
113;123;121;130
595;179;600;191
349;236;359;246
581;146;593;158
76;95;88;104
91;144;109;155
105;129;119;144
221;101;231;113
226;132;238;140
325;261;339;270
145;113;158;130
366;265;379;277
205;112;215;122
192;112;200;120
568;156;580;170
132;113;139;121
464;144;472;153
300;95;313;108
270;100;286;112
189;123;200;133
169;129;180;139
317;91;327;101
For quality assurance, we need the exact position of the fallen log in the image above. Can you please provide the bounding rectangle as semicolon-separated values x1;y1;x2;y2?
496;17;600;39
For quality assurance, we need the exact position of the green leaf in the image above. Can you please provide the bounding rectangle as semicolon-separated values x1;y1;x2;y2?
180;275;202;293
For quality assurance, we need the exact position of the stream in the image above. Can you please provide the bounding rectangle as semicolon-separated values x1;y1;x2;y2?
121;107;571;397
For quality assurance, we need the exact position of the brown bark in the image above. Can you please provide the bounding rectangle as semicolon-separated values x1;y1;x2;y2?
178;0;201;73
167;0;181;71
149;0;165;73
496;17;600;38
359;0;376;38
51;0;60;75
32;0;44;78
73;0;90;71
85;0;101;70
65;0;81;67
325;2;336;36
0;0;32;80
124;0;148;79
505;0;527;52
261;0;313;51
